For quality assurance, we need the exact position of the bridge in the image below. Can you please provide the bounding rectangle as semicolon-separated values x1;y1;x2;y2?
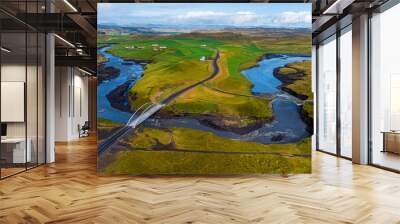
98;51;220;154
97;102;165;154
126;102;165;128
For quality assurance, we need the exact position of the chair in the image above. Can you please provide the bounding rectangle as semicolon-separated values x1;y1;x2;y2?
78;121;90;138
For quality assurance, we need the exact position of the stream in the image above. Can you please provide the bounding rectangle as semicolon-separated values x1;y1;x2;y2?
97;46;144;123
98;48;311;144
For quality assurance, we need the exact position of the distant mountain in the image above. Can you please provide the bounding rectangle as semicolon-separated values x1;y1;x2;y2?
99;23;310;30
98;23;311;37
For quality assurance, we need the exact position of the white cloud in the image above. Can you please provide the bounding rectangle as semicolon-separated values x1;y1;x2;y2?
178;11;227;19
99;6;311;28
233;14;259;25
175;10;310;26
236;11;253;15
275;11;311;24
175;10;262;25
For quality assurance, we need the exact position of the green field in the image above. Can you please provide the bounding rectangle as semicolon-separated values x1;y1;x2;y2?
277;61;313;118
98;118;122;127
97;118;122;141
103;151;311;175
98;31;312;174
102;127;311;175
97;54;108;65
277;61;312;99
98;33;311;129
124;127;310;154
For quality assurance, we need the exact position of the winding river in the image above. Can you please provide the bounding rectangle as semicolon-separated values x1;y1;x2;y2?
97;46;144;123
98;48;311;144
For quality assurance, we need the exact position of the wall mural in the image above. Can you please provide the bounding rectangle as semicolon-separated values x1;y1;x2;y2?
97;3;313;175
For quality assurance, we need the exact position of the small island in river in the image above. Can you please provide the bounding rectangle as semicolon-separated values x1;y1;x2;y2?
97;4;312;175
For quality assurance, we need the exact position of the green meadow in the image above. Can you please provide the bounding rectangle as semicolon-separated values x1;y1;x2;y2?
124;127;310;154
102;127;311;175
102;150;311;175
98;31;313;174
98;33;311;129
97;118;122;141
277;61;313;118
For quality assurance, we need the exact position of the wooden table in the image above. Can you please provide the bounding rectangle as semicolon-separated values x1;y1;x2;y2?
382;131;400;154
1;138;31;164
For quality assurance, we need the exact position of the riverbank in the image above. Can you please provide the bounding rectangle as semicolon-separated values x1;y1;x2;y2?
124;59;152;64
273;67;308;100
157;50;272;133
264;53;311;59
101;37;273;132
300;102;314;133
97;45;112;64
98;118;123;142
154;110;270;135
97;45;145;123
106;80;134;112
273;60;313;132
97;32;313;174
99;35;312;144
104;51;311;139
98;64;120;84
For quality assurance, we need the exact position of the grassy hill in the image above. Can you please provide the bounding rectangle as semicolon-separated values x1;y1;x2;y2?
101;127;311;175
276;61;313;119
98;32;311;130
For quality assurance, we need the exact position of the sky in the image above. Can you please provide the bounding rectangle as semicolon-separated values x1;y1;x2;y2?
98;3;311;28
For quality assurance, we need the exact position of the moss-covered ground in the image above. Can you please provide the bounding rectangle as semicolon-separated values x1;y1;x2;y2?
277;61;313;118
97;32;312;174
98;33;311;128
102;127;311;175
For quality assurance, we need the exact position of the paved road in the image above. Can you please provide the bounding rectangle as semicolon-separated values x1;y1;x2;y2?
98;51;221;154
98;126;132;154
129;103;165;128
162;51;220;104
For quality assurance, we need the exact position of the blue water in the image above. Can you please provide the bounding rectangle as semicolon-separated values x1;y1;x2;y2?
146;54;312;143
97;46;144;123
240;54;311;143
98;48;312;144
145;98;309;144
241;55;311;94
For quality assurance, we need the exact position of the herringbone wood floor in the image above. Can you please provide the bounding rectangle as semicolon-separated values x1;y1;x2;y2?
1;135;400;224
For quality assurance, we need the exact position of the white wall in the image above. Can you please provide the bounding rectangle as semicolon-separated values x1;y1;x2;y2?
46;33;56;163
372;4;400;132
55;66;69;141
339;27;353;158
352;14;369;164
54;67;89;141
317;35;337;154
1;64;42;140
370;4;400;160
73;72;89;138
1;64;26;138
312;45;317;151
1;62;46;164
